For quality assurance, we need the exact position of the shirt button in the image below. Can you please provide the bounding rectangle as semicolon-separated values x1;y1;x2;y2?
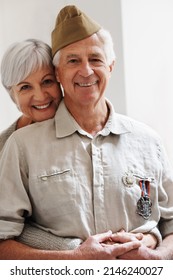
41;176;48;181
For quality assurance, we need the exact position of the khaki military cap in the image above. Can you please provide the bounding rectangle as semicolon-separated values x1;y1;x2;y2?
51;5;101;57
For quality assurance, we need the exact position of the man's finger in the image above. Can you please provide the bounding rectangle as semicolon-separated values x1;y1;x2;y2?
112;240;141;257
93;231;113;243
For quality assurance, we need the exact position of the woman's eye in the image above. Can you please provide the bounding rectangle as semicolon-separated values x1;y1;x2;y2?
20;85;30;91
43;79;54;85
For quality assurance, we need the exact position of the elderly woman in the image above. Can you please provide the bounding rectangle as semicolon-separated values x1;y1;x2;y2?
0;39;82;250
0;39;62;148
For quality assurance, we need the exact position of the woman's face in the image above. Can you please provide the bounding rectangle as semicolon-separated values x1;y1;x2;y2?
11;66;62;122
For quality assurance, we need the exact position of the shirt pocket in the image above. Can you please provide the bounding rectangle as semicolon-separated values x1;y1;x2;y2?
29;168;77;217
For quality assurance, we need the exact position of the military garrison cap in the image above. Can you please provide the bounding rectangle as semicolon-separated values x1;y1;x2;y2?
51;5;101;57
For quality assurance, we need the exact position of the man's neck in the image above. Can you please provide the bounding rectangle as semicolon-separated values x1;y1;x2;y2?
65;99;109;136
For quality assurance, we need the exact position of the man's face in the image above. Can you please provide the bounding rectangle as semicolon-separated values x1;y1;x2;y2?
55;34;113;109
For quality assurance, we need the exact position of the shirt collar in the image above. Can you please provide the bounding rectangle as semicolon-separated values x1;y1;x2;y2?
55;99;132;138
101;99;132;136
55;100;77;138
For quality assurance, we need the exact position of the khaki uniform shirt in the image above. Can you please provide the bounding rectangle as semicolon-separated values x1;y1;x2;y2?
0;100;173;242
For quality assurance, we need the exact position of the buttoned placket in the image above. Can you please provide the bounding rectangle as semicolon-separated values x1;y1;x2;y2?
91;136;108;233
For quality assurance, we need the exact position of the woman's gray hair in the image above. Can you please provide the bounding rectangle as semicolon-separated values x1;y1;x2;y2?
1;39;53;99
53;28;116;67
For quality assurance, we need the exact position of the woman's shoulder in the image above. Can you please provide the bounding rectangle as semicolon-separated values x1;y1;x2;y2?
0;120;18;152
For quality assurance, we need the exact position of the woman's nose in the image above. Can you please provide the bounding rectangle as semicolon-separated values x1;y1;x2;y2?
34;86;47;100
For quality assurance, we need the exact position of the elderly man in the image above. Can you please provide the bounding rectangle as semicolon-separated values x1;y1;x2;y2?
0;5;173;260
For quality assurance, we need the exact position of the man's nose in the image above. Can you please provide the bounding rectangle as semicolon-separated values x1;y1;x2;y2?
78;62;94;77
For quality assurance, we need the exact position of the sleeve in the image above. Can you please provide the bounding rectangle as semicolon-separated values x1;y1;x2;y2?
158;140;173;238
149;227;162;246
0;134;32;240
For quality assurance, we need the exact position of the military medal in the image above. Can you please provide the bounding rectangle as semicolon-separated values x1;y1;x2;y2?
136;180;152;219
122;171;136;187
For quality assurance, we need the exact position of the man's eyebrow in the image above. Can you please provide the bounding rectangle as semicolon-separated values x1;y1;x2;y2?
89;53;102;57
66;54;79;59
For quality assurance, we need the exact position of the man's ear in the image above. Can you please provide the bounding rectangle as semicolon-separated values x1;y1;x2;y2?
55;68;60;82
109;60;115;73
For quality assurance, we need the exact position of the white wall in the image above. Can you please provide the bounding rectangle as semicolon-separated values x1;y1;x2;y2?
121;0;173;166
0;0;125;130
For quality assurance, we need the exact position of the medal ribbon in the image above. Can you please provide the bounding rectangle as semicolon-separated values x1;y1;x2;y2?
139;180;150;197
